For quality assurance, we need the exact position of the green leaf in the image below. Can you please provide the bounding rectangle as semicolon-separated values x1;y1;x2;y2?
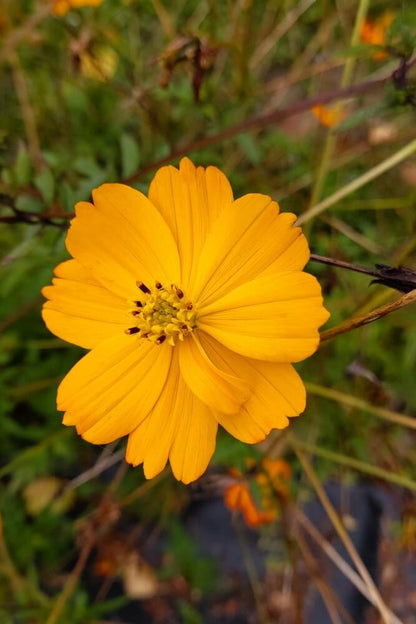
335;104;384;132
236;133;261;165
120;133;141;177
15;146;32;186
213;432;260;472
177;600;203;624
34;167;55;205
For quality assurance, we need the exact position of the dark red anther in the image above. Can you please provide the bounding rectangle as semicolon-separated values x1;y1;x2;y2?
125;327;140;335
137;281;151;294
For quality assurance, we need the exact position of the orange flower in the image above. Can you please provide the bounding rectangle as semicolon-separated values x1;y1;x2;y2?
224;458;291;527
311;104;345;128
42;158;329;484
53;0;103;17
360;12;394;60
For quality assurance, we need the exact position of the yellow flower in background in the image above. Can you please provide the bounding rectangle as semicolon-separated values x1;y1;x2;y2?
42;158;329;484
360;12;395;60
53;0;103;17
80;47;118;82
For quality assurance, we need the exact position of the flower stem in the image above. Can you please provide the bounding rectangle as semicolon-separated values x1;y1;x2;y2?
308;0;370;209
45;539;93;624
289;436;396;624
305;381;416;430
295;509;404;624
297;138;416;225
289;434;416;492
309;253;380;278
320;289;416;342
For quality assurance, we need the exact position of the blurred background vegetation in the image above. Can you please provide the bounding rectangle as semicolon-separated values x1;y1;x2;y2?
1;0;416;622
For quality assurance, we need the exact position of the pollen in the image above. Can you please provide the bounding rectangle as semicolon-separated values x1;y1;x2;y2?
125;281;197;346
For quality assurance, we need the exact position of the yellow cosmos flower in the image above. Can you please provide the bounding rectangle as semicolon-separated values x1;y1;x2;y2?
80;47;118;82
42;158;329;484
53;0;103;17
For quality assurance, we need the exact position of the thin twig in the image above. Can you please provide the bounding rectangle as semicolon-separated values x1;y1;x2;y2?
297;137;416;225
310;253;381;278
322;216;383;255
320;289;416;342
250;0;317;69
294;527;348;624
233;518;271;624
295;509;404;624
45;538;94;624
308;0;370;208
0;195;66;228
65;448;124;490
120;469;167;507
2;59;414;228
306;381;416;430
124;60;416;184
0;1;54;65
291;440;395;624
290;437;416;492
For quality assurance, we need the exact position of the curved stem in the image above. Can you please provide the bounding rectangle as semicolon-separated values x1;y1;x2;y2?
320;290;416;342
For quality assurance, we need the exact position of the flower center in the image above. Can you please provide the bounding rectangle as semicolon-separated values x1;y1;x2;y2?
125;281;197;346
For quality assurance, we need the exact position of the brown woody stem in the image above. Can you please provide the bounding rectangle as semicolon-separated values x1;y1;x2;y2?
320;290;416;342
309;253;380;278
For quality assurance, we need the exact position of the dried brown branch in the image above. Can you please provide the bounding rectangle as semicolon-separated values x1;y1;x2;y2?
320;290;416;342
124;55;416;183
0;195;66;228
295;509;404;624
291;440;398;624
2;55;415;230
0;2;54;65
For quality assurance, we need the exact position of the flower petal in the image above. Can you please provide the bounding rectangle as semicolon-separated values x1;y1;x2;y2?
58;334;171;444
190;193;308;305
178;334;250;414
148;157;233;290
198;271;329;362
199;333;306;443
169;393;218;485
42;259;130;349
66;183;180;299
126;351;218;483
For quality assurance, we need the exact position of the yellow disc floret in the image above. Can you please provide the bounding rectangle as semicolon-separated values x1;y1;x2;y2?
125;281;197;346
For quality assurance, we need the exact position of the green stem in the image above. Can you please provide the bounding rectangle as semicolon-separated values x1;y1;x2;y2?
291;437;401;624
308;0;370;208
0;429;72;479
298;138;416;224
306;381;416;429
290;436;416;492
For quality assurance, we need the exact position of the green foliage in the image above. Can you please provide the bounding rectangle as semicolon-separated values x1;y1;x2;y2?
1;0;416;620
164;520;218;594
177;599;204;624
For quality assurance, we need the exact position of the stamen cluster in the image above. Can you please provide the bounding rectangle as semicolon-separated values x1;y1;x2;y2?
126;281;197;346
